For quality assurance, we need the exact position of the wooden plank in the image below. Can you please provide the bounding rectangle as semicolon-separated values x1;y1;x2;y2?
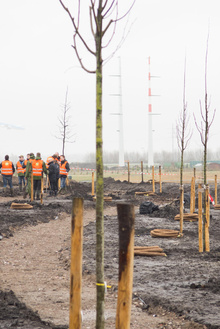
92;196;112;201
10;203;33;209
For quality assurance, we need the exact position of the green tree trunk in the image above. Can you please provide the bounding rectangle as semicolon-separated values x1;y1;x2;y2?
95;2;105;328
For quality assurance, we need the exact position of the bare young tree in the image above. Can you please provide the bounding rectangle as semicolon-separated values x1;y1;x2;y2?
176;58;192;233
56;87;75;155
58;1;135;328
176;57;192;186
194;33;216;248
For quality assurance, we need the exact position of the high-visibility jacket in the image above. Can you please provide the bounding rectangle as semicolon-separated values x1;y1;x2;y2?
46;156;54;169
32;159;43;177
25;158;34;166
60;161;68;176
16;161;25;174
1;160;13;175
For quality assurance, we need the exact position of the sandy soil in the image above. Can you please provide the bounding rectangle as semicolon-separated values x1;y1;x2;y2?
0;178;219;329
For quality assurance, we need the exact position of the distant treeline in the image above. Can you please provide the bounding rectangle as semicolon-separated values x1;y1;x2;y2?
80;149;220;166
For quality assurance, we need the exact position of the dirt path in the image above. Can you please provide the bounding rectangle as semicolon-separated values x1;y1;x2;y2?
0;205;204;329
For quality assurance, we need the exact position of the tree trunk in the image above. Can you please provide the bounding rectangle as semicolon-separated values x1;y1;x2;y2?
203;93;208;249
96;3;104;328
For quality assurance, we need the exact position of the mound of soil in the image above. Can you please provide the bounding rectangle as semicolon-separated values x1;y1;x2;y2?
0;290;67;329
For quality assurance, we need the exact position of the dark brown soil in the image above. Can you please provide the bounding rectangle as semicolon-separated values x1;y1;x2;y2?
0;178;220;328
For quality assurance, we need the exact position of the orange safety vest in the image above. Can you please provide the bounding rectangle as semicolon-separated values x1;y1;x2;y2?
16;161;25;174
60;161;68;176
1;160;13;175
32;159;43;177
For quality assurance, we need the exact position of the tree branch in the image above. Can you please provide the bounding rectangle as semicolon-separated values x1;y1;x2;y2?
59;0;96;57
111;0;136;23
72;35;96;73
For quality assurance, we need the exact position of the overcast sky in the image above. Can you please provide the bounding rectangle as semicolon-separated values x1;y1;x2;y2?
0;0;219;162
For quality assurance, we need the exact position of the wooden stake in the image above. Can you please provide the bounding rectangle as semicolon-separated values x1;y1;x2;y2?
198;184;203;252
58;178;61;190
92;171;95;196
194;167;196;179
40;175;44;205
190;177;195;213
215;175;217;205
141;161;144;183
152;165;155;193
116;203;135;329
31;172;34;201
205;185;210;252
69;198;84;329
46;175;50;189
159;165;162;193
127;161;130;183
179;185;184;233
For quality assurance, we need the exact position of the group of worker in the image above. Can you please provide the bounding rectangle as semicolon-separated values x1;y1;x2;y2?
0;152;70;199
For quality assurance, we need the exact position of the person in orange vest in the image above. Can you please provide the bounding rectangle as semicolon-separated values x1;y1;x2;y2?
16;155;25;192
55;152;61;166
46;152;61;168
31;152;47;200
46;155;54;169
23;153;30;168
59;155;70;190
0;155;15;196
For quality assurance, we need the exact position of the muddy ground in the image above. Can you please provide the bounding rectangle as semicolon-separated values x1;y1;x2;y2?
0;177;220;328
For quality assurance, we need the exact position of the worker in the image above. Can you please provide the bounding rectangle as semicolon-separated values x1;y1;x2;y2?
23;153;30;167
24;153;35;198
46;155;54;169
31;152;47;200
16;155;25;191
55;152;61;166
48;155;60;196
59;155;70;190
0;155;15;196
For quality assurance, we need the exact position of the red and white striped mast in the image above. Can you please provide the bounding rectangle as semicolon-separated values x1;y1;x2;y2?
147;57;160;168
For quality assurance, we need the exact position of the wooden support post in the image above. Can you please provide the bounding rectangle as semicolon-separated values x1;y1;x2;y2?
46;175;50;189
31;172;34;201
127;161;130;183
92;171;95;196
205;185;210;252
116;203;135;329
40;175;44;205
159;165;162;193
152;165;155;193
215;175;217;205
141;161;144;183
198;184;203;252
69;198;84;329
179;185;184;233
194;167;196;179
58;178;61;190
190;177;195;213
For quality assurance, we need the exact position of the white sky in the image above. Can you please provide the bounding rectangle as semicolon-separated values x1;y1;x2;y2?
0;0;220;162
